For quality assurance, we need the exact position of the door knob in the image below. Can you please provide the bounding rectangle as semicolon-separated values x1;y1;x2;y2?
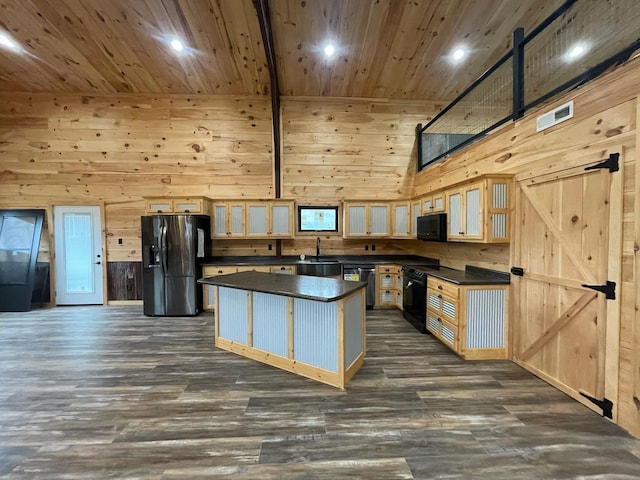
94;261;101;265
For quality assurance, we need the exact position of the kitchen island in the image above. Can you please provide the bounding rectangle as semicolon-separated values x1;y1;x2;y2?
199;271;367;388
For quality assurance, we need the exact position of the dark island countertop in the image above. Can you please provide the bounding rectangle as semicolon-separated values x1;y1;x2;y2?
199;271;368;303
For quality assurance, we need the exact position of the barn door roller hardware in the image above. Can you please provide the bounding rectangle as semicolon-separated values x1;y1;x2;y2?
581;280;616;300
584;153;619;173
580;392;613;419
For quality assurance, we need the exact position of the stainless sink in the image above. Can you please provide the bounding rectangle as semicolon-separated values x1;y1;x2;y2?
296;259;342;277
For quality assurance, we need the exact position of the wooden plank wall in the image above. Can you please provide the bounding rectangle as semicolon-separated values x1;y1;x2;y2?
281;97;440;256
0;93;274;262
413;58;640;437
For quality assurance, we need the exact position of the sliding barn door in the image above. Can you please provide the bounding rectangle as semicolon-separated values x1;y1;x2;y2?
511;152;622;418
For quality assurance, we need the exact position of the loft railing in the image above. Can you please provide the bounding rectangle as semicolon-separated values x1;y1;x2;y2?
417;0;640;171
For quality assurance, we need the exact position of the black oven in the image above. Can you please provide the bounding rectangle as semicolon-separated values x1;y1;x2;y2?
402;266;429;333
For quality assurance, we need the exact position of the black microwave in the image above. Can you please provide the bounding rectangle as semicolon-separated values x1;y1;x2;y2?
416;213;447;241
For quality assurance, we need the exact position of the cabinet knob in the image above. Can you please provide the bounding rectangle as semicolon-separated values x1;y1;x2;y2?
217;270;223;274
459;231;464;235
437;285;443;290
438;294;442;299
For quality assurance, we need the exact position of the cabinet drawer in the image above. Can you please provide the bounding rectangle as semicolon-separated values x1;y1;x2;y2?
376;264;401;274
427;288;458;325
271;265;295;274
440;319;458;349
379;274;395;288
204;266;237;276
378;289;395;306
427;277;459;299
426;310;458;350
236;265;271;273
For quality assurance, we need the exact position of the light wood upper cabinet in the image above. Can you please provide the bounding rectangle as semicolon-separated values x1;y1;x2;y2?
246;201;294;238
447;181;484;241
343;202;390;237
212;202;245;238
144;197;212;215
411;200;422;236
392;201;411;238
445;175;511;243
422;193;445;213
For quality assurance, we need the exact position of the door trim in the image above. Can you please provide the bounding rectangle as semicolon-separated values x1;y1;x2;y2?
51;203;106;306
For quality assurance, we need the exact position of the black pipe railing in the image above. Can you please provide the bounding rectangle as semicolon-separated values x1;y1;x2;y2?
418;0;640;171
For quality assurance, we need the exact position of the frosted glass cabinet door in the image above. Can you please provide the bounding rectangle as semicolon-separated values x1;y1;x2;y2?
213;205;227;236
448;192;462;237
230;205;245;236
347;205;367;236
369;205;389;235
247;205;268;236
465;187;482;237
271;205;291;235
393;204;409;236
411;201;421;235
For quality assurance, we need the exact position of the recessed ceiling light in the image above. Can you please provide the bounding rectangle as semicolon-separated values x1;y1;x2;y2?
0;33;17;50
568;44;585;59
170;38;184;52
324;43;336;57
453;48;466;61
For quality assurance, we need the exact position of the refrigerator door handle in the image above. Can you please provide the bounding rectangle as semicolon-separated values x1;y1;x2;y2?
160;221;168;274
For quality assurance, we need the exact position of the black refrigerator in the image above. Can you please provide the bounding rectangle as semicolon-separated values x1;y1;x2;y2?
141;215;211;316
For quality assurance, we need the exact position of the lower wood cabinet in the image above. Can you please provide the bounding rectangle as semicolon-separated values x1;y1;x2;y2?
202;264;296;310
271;265;295;274
426;277;508;359
375;264;401;309
202;266;238;310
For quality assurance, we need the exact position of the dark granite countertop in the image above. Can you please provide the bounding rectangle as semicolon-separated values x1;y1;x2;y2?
419;265;510;285
199;271;367;302
203;255;439;267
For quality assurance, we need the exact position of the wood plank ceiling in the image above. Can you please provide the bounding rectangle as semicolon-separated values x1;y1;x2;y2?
0;0;565;100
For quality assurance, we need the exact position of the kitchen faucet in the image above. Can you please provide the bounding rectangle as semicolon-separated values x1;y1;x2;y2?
316;237;320;259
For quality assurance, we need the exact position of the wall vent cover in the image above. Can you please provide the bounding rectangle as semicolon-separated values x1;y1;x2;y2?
536;100;574;132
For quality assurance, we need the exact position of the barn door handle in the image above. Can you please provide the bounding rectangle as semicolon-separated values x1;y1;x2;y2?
581;281;616;300
510;267;524;276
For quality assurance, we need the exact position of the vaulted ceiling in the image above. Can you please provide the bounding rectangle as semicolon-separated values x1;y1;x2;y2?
0;0;565;100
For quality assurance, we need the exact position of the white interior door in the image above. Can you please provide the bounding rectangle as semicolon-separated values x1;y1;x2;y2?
54;206;104;305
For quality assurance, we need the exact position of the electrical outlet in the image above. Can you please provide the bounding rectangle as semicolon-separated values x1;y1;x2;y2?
126;284;133;291
268;244;272;251
365;245;369;251
118;238;123;245
372;244;376;251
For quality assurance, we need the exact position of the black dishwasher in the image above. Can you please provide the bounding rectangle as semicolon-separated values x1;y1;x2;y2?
343;264;375;309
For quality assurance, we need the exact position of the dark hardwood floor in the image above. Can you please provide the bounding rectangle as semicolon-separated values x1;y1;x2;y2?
1;306;639;479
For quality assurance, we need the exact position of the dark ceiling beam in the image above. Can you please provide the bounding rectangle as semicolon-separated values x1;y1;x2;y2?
253;0;281;199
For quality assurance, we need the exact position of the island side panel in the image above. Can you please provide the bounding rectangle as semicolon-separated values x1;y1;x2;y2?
344;290;364;368
253;292;288;358
293;298;339;373
217;287;249;345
